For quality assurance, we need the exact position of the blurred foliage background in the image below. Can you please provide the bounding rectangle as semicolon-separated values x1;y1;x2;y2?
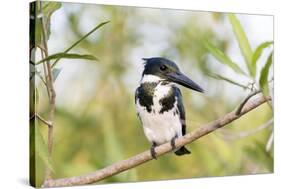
31;1;274;187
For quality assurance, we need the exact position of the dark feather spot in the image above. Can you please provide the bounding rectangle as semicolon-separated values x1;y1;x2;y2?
136;82;157;113
159;88;176;113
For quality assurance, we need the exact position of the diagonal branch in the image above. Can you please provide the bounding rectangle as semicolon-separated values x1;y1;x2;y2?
43;95;270;187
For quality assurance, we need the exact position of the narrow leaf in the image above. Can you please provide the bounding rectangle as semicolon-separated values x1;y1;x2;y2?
204;40;245;75
36;53;98;64
42;2;62;39
52;68;62;81
228;14;254;76
51;21;110;68
208;73;248;89
252;41;273;76
35;126;54;172
42;2;61;16
259;52;273;96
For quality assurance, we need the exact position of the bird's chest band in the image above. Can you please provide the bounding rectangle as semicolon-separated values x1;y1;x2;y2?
138;82;176;114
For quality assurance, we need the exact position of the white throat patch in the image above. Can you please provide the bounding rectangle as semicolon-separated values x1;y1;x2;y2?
141;74;163;84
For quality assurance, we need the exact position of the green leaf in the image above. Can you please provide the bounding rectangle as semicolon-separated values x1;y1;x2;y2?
52;68;62;81
204;40;245;75
30;1;61;46
42;2;61;16
42;2;62;40
208;73;248;89
252;41;273;76
51;21;110;68
228;14;254;76
259;52;273;96
35;126;54;172
36;53;98;64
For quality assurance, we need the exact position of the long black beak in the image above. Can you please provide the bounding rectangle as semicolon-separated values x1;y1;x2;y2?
167;71;204;93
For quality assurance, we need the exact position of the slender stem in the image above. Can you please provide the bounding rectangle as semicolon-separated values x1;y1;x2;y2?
40;49;50;100
220;118;273;140
36;113;52;126
39;1;56;181
235;90;261;115
43;95;270;187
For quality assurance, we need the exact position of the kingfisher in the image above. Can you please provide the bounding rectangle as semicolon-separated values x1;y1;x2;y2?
135;57;204;159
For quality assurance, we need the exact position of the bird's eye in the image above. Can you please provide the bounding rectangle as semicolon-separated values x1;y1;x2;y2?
160;65;167;71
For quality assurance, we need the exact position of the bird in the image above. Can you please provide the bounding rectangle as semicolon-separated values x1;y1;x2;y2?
135;57;204;159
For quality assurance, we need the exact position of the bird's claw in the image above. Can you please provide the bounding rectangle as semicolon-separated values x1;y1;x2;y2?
150;142;157;159
170;136;177;150
150;147;157;159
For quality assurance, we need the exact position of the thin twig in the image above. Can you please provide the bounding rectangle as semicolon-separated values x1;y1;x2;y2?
40;1;56;181
246;81;258;92
43;95;270;187
29;114;35;121
36;114;52;126
30;113;51;126
235;90;261;115
219;118;273;140
40;49;51;100
36;44;47;52
30;60;35;66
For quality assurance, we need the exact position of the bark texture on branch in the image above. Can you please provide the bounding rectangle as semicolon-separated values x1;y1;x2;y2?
43;95;270;187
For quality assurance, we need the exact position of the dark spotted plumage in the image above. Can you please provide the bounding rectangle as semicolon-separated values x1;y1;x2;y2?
174;88;190;155
158;86;175;113
136;57;204;158
135;82;157;113
160;86;188;150
159;86;187;135
174;87;186;136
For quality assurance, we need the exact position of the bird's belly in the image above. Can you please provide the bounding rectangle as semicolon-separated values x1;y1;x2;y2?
139;109;182;145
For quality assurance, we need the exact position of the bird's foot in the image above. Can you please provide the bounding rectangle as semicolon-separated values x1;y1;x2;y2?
170;135;178;151
150;142;157;159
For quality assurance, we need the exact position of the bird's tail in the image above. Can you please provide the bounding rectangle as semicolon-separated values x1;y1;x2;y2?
174;146;191;156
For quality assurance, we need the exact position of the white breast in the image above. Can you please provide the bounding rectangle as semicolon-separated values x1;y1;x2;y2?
136;83;182;145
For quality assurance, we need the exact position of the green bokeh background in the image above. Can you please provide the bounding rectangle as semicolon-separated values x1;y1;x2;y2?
32;2;273;186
